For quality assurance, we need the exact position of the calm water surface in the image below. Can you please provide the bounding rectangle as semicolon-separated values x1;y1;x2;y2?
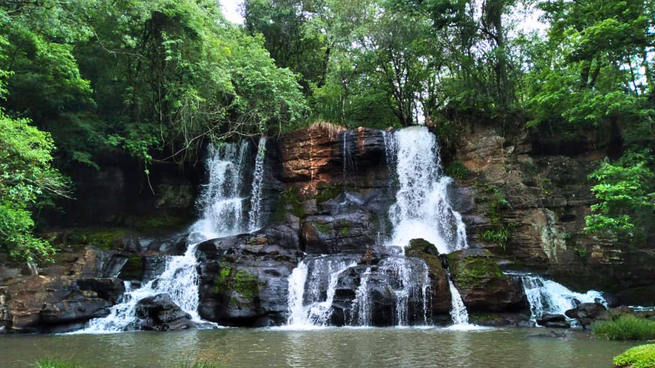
0;327;637;368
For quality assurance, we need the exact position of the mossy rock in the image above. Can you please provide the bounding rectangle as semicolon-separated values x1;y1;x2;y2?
614;344;655;368
120;255;144;280
407;238;440;256
132;215;189;233
447;249;506;289
64;228;134;251
214;263;260;302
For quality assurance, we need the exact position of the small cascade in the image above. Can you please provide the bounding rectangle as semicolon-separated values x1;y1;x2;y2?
287;257;357;327
349;267;372;326
377;257;432;326
388;126;467;254
342;130;356;175
83;141;263;333
448;280;470;325
519;274;607;325
248;137;267;232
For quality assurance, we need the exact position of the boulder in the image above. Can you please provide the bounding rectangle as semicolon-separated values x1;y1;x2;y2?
565;302;608;329
536;314;571;328
447;249;525;312
135;294;194;331
406;239;452;314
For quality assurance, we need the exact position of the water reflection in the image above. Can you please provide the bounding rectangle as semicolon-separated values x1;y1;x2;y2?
0;328;637;368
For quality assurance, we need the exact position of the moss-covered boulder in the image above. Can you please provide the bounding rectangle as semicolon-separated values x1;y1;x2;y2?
406;238;452;314
447;248;525;312
614;344;655;368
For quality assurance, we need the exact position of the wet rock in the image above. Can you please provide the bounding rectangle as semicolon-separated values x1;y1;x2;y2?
302;209;376;254
536;314;570;328
406;239;452;314
565;302;608;329
196;232;297;327
135;294;194;331
448;249;525;312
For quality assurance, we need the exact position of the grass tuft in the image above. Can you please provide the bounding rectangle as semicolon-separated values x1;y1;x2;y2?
593;315;655;341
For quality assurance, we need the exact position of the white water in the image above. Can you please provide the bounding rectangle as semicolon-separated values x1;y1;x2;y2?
350;267;372;326
520;275;607;325
378;257;432;326
248;137;267;232
386;126;471;326
448;280;470;325
388;126;467;254
287;258;357;328
82;141;264;333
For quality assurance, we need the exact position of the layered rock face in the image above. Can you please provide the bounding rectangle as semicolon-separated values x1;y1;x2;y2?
453;127;655;304
2;123;650;333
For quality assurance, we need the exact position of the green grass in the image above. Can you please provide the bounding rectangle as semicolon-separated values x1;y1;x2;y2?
613;344;655;368
593;315;655;341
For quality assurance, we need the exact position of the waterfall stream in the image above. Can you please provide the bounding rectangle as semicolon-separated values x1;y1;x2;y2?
248;137;267;232
82;140;266;333
387;126;471;326
518;274;607;325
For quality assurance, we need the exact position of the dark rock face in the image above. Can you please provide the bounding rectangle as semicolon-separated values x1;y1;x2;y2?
448;249;525;312
406;239;452;314
196;224;300;327
135;294;194;331
565;302;607;329
536;314;571;328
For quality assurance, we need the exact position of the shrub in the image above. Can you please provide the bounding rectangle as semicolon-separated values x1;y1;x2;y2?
614;344;655;368
593;315;655;341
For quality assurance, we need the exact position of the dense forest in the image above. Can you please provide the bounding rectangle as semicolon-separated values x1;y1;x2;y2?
0;0;654;264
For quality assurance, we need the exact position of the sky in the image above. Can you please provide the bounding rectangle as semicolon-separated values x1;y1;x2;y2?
219;0;547;34
221;0;245;24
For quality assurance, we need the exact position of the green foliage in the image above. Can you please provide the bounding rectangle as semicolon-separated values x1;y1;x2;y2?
594;315;655;341
476;182;513;249
65;228;130;251
585;151;655;236
444;160;470;180
0;110;70;263
614;344;655;368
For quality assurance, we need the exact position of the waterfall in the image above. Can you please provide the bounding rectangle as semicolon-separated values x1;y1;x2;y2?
342;130;356;174
519;275;607;325
82;141;263;333
448;280;470;325
350;267;372;326
386;126;471;326
388;126;467;253
248;137;267;232
377;257;432;327
287;257;357;327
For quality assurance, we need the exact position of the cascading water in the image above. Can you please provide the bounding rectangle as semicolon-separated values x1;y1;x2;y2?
350;267;372;326
83;141;264;333
519;274;607;325
248;137;267;232
448;280;470;325
386;126;471;326
388;126;467;253
287;257;357;327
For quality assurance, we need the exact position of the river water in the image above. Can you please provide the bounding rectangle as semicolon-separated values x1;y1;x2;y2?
0;328;635;368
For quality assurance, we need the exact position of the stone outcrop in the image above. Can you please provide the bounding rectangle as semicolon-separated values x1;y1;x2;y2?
453;126;655;305
135;294;194;331
447;249;525;312
565;302;608;329
0;247;126;333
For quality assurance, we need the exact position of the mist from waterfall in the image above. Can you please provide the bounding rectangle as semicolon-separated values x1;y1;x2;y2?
81;140;266;333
